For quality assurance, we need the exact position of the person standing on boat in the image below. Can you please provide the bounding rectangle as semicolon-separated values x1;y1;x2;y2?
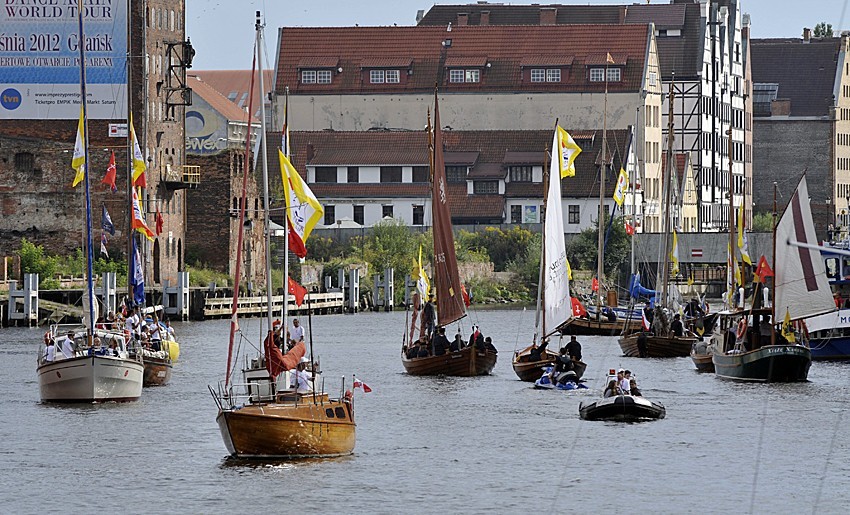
43;336;56;363
566;335;582;362
291;357;313;394
671;314;684;337
61;331;76;359
423;298;436;344
433;327;450;356
290;319;305;344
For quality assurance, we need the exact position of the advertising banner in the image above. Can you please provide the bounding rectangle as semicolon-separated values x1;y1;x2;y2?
0;0;127;119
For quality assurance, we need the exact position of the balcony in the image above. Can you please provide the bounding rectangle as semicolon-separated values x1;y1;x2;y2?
163;165;200;190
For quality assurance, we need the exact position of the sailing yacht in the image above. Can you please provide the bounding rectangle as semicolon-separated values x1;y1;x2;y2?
401;90;497;376
212;13;355;458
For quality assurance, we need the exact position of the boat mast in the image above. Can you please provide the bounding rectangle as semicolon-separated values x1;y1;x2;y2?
727;127;736;309
256;12;275;329
771;182;777;346
534;139;551;346
283;86;290;330
631;110;638;280
597;61;609;318
125;1;133;306
659;89;676;306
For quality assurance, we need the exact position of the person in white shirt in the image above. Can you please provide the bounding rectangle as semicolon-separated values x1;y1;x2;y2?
290;357;313;394
617;369;631;395
164;319;176;340
125;309;139;338
290;319;305;344
61;331;76;359
43;340;56;363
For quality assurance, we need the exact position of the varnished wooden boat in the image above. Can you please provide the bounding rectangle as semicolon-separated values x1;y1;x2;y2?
401;345;497;376
142;354;173;386
690;347;715;372
217;395;356;458
561;317;642;336
618;332;697;358
511;345;587;382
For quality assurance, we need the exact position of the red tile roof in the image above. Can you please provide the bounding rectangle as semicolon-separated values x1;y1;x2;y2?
297;57;340;68
188;75;257;123
190;70;274;120
360;57;413;68
520;55;575;67
275;25;650;95
585;53;628;66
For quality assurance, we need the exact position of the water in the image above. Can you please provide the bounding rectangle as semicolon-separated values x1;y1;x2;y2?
1;308;849;514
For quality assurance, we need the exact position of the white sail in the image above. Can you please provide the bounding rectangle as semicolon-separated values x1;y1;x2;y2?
543;130;571;335
774;176;834;320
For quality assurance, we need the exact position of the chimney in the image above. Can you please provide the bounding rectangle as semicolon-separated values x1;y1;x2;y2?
480;10;490;26
771;99;791;116
415;9;424;24
803;27;812;42
539;7;557;26
307;143;315;162
457;13;468;26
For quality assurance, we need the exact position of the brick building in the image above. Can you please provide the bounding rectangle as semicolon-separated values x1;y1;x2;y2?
0;0;192;288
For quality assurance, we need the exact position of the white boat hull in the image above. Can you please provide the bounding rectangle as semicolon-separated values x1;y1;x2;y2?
38;355;144;402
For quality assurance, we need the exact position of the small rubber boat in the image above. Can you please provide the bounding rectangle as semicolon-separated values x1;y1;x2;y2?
579;394;666;421
533;366;588;390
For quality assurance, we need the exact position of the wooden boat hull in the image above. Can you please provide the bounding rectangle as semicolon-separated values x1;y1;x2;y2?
142;356;173;386
561;317;642;336
690;350;715;372
579;395;666;421
618;333;697;358
511;345;587;382
38;355;143;403
402;345;497;376
712;345;811;382
216;400;356;458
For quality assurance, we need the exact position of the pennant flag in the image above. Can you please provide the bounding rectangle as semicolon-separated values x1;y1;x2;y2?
737;204;752;265
155;206;164;236
130;237;145;306
606;52;615;64
130;115;147;188
592;277;599;292
687;272;694;287
100;233;109;258
670;230;680;276
566;257;573;280
461;283;471;307
413;244;431;300
555;126;582;178
71;106;86;187
613;167;629;206
102;151;117;192
101;205;115;236
279;150;324;258
353;377;372;393
131;188;155;240
287;276;307;307
642;308;651;331
754;255;774;283
781;307;796;343
625;221;635;235
571;297;588;318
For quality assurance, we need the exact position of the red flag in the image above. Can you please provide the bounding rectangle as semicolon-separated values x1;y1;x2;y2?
288;276;307;306
353;378;372;393
625;222;635;235
287;218;308;259
754;255;774;283
102;151;117;192
571;297;588;317
460;283;471;307
155;207;164;236
592;277;599;291
133;166;146;188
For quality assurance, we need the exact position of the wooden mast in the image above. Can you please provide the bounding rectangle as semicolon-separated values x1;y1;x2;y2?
728;127;736;309
660;89;676;307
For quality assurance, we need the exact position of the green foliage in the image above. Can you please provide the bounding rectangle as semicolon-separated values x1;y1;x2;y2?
751;212;773;232
17;238;59;285
363;218;419;280
506;232;542;291
457;226;535;271
566;213;630;277
187;265;230;288
15;238;128;288
307;235;358;262
813;22;833;38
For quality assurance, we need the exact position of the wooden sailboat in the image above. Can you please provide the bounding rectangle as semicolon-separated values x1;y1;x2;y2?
709;176;828;381
37;7;143;402
401;90;497;377
212;13;354;458
618;89;696;357
513;125;585;381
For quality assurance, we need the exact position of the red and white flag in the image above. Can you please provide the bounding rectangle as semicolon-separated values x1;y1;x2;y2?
642;308;651;331
353;377;372;393
102;151;117;192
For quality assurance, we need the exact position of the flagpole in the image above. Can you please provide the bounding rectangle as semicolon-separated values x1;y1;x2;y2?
597;58;609;319
77;0;96;335
283;86;290;335
126;4;134;306
256;13;275;330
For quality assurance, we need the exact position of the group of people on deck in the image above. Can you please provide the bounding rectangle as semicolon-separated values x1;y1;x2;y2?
604;369;642;397
406;324;497;359
543;335;583;386
41;330;121;363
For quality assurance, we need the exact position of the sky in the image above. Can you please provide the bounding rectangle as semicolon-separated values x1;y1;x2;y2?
185;0;850;70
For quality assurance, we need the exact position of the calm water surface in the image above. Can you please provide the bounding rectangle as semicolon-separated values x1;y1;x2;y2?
1;308;849;514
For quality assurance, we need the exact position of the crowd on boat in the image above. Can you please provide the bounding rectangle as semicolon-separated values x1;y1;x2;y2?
603;369;642;397
405;324;497;359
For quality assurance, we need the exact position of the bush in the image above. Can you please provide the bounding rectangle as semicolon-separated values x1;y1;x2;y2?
506;232;542;291
17;238;59;286
188;265;230;288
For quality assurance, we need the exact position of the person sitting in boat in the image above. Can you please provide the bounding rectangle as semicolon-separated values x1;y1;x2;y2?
107;341;119;357
617;369;631;395
566;335;582;362
549;347;575;385
484;337;497;353
164;319;176;340
671;314;685;337
469;325;484;349
602;306;617;323
529;339;549;362
61;331;76;359
406;341;420;359
450;333;464;352
603;380;621;398
417;338;430;358
433;327;451;356
629;378;642;396
291;357;313;394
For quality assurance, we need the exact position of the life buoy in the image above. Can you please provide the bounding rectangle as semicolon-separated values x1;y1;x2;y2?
736;318;748;340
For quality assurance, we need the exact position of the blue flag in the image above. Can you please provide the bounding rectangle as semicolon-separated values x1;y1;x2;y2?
130;237;145;306
101;205;115;236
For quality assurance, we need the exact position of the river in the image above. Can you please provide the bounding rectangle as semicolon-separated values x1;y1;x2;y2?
1;308;848;514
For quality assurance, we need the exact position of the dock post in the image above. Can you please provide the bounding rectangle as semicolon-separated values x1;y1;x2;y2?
347;268;359;313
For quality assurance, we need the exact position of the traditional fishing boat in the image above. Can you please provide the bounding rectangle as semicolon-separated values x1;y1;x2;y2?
212;13;355;458
513;123;585;382
710;176;829;382
401;90;497;377
579;370;665;421
36;8;143;402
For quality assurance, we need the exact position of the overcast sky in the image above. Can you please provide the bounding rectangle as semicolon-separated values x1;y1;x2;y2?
185;0;850;70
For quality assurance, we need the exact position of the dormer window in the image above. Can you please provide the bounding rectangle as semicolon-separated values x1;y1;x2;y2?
445;56;486;84
530;68;561;83
589;68;621;82
449;69;480;83
301;69;332;84
370;69;401;84
361;58;412;86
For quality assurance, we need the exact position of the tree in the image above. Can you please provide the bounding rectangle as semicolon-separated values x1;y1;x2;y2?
751;212;773;232
566;213;631;279
814;22;833;38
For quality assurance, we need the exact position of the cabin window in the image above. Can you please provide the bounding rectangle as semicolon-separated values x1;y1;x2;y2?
315;167;337;183
568;205;580;224
412;205;424;225
511;205;522;223
325;408;335;418
324;205;335;226
334;407;346;418
843;257;850;280
412;166;429;183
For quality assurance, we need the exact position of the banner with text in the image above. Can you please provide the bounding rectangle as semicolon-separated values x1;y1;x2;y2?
0;0;127;119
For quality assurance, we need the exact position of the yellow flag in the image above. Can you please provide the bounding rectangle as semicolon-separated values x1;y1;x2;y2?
415;244;430;300
71;106;86;187
555;126;581;178
670;230;680;276
606;52;615;64
737;204;752;265
566;257;573;280
130;114;147;186
613;168;629;206
781;308;796;343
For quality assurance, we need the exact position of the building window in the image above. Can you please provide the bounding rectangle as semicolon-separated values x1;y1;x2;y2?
474;180;498;194
446;165;466;183
509;165;532;183
317;70;332;84
324;205;335;226
449;69;480;83
315;167;337;183
370;69;385;84
546;69;561;82
649;71;657;86
14;152;34;173
511;205;522;224
347;166;359;183
568;205;580;224
382;205;394;218
386;70;400;83
465;69;480;83
353;205;364;225
608;68;621;82
380;166;402;183
412;205;424;225
301;70;316;84
412;166;429;183
531;69;546;82
449;69;464;83
589;68;605;82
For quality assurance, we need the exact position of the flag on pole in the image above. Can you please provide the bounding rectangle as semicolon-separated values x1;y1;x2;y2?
754;255;774;283
781;307;796;343
155;206;164;236
613;167;629;206
100;233;109;258
625;221;635;235
352;377;372;393
555;126;582;178
101;205;115;236
413;244;431;300
566;258;573;280
460;283;471;307
130;115;147;188
606;52;615;64
279;149;324;258
71;106;86;187
130;236;145;306
102;151;117;192
571;297;588;318
737;204;752;265
670;230;680;276
287;276;307;306
642;308;651;331
131;188;155;240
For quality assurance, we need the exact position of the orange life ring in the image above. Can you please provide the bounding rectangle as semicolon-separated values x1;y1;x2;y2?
736;318;748;339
